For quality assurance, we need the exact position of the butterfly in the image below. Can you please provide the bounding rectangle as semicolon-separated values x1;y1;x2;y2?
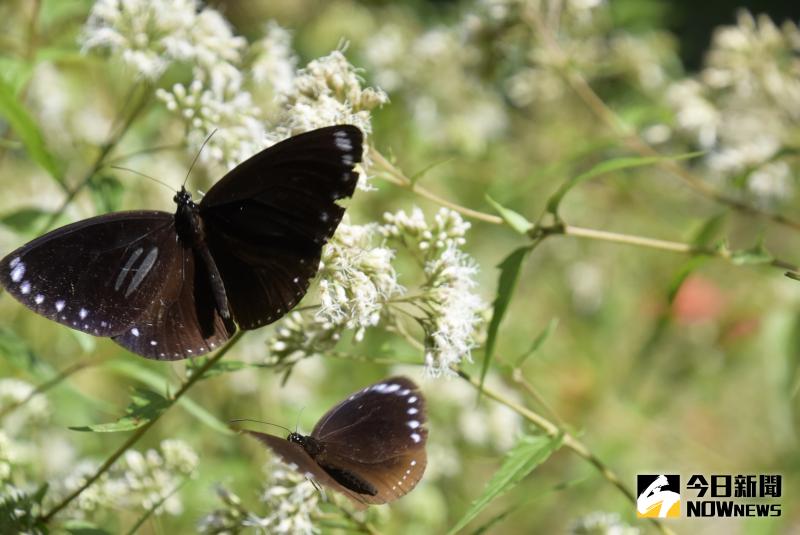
244;376;428;507
0;125;363;360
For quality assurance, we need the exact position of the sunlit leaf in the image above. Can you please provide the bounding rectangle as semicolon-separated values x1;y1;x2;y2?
447;434;563;534
485;195;533;235
69;387;170;433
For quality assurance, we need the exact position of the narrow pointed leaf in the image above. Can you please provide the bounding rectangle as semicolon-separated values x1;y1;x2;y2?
479;246;533;397
447;434;563;534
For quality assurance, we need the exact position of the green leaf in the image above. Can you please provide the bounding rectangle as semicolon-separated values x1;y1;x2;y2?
485;195;533;235
105;360;233;435
89;175;125;213
0;77;63;185
546;152;703;215
0;207;51;233
515;318;559;366
470;505;517;535
479;246;533;397
447;434;563;535
69;387;170;433
730;243;774;265
0;483;48;534
63;520;113;535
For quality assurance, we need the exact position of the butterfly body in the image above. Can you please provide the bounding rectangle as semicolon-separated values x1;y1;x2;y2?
0;125;363;360
246;376;428;507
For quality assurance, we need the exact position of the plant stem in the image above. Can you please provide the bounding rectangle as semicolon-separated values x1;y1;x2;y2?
456;369;676;535
39;331;244;523
369;148;503;225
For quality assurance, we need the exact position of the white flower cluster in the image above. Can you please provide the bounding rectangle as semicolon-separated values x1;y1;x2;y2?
266;208;484;377
267;312;342;368
569;511;640;534
317;222;401;338
382;208;484;376
0;379;49;434
82;0;245;80
63;439;198;517
156;78;265;170
198;458;321;535
666;11;800;205
250;22;298;96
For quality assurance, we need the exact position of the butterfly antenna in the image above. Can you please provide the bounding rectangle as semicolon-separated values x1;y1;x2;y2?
229;418;293;435
183;129;217;188
110;165;175;193
295;407;306;434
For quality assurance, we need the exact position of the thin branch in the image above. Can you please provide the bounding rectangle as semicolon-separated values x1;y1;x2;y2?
39;331;245;523
369;148;503;225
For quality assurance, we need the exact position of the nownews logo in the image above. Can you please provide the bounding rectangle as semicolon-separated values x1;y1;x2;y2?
637;473;782;519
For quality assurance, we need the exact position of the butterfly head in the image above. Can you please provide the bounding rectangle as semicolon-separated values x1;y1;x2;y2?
288;432;323;457
173;186;195;208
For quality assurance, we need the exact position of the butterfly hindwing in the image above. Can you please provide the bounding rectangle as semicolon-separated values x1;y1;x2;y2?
200;125;363;330
111;247;235;360
0;211;177;337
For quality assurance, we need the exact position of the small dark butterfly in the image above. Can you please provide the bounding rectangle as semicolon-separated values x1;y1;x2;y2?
245;376;428;507
0;125;363;360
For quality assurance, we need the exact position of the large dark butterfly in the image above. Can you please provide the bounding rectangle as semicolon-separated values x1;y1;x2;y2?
0;125;362;360
245;376;428;507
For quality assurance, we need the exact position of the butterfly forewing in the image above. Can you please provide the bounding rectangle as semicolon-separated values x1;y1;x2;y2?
0;211;177;337
200;125;363;330
313;376;428;462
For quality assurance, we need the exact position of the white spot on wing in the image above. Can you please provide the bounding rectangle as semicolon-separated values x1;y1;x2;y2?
408;408;418;415
399;389;410;396
10;262;25;283
334;131;354;151
150;340;157;346
55;300;65;312
34;294;44;305
408;396;417;404
407;420;420;429
9;257;20;268
411;460;417;466
20;281;30;294
410;433;421;443
131;328;140;337
79;308;88;319
384;384;401;393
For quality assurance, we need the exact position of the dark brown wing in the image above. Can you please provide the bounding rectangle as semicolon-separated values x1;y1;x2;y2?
0;211;176;337
245;431;369;510
315;450;427;505
111;246;235;360
312;377;428;463
199;125;362;330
